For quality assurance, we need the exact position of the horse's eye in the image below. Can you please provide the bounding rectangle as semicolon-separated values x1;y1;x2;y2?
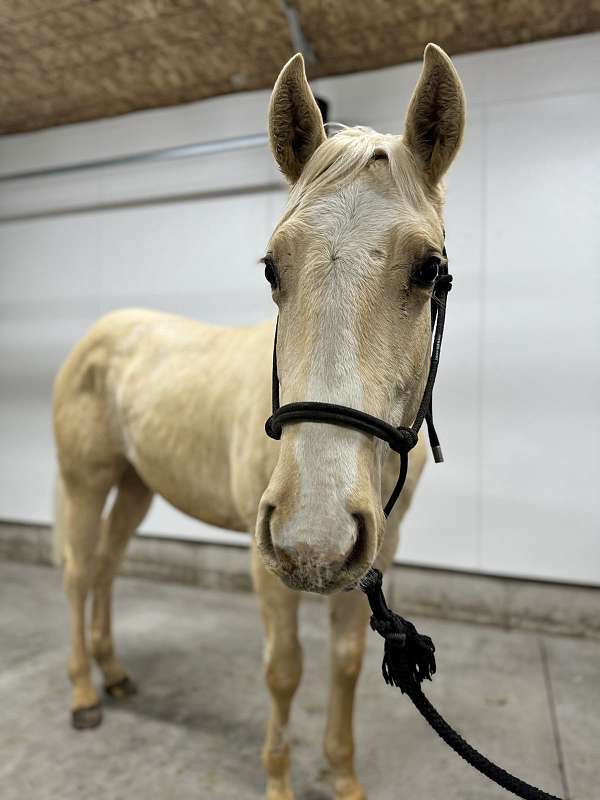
263;256;279;289
413;256;440;286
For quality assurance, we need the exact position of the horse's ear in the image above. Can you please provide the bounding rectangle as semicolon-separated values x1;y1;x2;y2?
404;44;465;186
268;53;326;184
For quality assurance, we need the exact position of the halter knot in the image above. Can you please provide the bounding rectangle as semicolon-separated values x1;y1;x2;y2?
388;426;418;454
370;613;436;693
360;568;436;693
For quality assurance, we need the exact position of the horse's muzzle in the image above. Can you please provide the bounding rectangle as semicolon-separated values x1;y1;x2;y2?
256;505;374;594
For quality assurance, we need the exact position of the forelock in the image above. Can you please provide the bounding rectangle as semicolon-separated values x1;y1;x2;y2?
273;126;432;235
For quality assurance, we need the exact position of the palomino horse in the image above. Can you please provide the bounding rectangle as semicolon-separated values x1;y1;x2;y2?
53;44;464;800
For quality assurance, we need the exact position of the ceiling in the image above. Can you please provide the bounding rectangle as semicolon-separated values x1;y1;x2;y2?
1;0;598;135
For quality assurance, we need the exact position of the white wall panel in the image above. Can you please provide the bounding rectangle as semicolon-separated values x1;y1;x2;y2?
0;215;99;302
1;34;599;583
482;34;600;105
481;92;600;582
99;195;279;322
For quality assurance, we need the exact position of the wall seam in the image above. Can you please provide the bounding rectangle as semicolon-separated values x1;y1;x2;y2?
476;102;489;572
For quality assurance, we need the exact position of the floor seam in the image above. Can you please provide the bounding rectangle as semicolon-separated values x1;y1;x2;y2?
538;636;570;799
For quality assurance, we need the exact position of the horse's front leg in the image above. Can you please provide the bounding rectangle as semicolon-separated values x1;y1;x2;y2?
251;538;302;800
325;589;371;800
323;453;414;799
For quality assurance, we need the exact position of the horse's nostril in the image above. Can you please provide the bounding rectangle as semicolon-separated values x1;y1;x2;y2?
346;514;369;572
258;505;277;562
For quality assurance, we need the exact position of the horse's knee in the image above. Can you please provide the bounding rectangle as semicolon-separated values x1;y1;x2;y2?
64;559;95;598
332;635;365;683
265;637;302;698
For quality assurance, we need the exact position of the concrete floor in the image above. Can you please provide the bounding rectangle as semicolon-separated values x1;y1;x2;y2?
1;561;598;800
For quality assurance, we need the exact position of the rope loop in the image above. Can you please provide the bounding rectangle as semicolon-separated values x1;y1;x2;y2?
389;426;418;454
264;415;282;440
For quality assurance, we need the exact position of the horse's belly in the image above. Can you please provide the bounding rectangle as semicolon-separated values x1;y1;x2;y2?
147;474;248;533
122;412;248;533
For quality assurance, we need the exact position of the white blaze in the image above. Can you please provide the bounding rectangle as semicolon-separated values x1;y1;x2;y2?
277;183;395;555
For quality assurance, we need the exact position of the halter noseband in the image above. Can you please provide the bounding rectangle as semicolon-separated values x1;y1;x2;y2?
265;246;452;518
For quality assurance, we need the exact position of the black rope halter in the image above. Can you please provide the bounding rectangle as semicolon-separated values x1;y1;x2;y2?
265;246;452;519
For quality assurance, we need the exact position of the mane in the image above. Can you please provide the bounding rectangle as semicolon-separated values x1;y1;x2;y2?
275;126;433;232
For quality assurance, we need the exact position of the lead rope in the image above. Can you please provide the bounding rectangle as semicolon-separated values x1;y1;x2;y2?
359;568;563;800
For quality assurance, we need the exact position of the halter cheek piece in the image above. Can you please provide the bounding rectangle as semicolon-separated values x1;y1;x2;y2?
265;245;452;517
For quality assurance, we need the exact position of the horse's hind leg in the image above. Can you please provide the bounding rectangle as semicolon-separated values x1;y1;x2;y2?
251;537;302;800
62;477;111;730
91;464;153;697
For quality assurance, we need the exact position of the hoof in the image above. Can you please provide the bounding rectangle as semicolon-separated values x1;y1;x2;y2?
71;703;102;730
105;676;138;700
333;776;367;800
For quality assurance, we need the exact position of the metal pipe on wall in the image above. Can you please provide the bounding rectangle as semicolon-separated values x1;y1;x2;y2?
0;132;269;183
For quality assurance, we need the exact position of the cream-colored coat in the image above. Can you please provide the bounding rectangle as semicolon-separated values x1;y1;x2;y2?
53;43;465;800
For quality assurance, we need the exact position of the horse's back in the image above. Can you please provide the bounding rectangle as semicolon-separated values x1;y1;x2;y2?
54;307;273;415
